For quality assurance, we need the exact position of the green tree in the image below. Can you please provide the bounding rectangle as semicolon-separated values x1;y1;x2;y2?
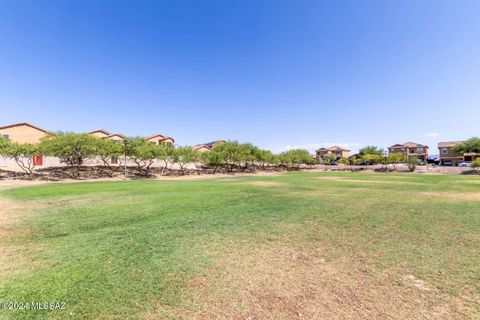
255;149;275;170
279;149;314;170
387;153;406;170
360;153;383;165
471;158;480;169
172;146;198;175
40;132;98;179
452;137;480;154
157;143;175;175
338;157;350;165
202;149;224;174
0;136;9;155
214;141;244;173
4;143;41;179
127;137;161;176
407;155;419;172
358;146;384;156
239;143;258;172
94;138;123;177
322;153;337;165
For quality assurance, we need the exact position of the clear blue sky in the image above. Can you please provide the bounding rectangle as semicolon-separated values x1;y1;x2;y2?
1;0;479;153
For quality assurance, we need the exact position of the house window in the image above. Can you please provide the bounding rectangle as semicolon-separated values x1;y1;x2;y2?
442;148;448;154
401;148;405;152
2;134;9;141
416;147;423;153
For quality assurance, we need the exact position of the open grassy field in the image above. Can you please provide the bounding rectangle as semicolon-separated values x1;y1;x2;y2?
0;172;479;319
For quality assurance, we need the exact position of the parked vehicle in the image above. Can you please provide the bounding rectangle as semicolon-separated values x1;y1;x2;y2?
458;161;472;167
442;160;453;166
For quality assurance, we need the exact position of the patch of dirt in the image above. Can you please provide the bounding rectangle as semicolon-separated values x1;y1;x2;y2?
144;226;478;319
420;192;480;202
402;274;433;291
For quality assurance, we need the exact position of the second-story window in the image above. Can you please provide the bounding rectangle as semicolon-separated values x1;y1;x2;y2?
442;148;448;154
416;147;423;153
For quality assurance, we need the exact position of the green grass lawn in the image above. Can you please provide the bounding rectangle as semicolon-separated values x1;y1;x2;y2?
0;172;479;319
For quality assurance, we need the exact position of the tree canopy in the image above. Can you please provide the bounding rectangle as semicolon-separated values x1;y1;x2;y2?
40;132;98;179
452;137;480;154
3;142;40;179
358;146;384;156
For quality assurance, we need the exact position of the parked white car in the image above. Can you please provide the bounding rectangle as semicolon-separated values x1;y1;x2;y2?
458;161;472;167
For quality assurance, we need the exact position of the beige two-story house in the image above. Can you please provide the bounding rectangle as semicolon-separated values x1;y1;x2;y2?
0;122;50;166
0;122;48;144
315;146;350;160
145;133;175;145
89;130;126;142
388;142;429;161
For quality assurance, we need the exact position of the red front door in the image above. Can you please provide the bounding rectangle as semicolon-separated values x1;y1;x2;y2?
33;155;43;166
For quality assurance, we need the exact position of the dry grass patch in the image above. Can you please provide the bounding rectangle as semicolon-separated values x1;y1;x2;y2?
144;225;477;319
242;181;286;187
0;197;37;274
420;192;480;202
316;176;426;186
316;176;345;181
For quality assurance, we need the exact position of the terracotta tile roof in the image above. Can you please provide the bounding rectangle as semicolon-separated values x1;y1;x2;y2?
145;133;165;140
0;122;48;133
438;141;463;148
316;145;350;152
145;133;175;143
104;133;126;139
89;129;111;135
389;141;428;148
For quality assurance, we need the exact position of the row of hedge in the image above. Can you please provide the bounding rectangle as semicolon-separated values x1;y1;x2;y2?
0;133;316;180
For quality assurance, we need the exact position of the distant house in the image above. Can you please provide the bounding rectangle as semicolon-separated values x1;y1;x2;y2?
438;141;478;165
315;146;350;160
104;133;126;142
89;130;125;141
88;129;111;138
89;130;173;145
388;142;428;161
88;130;126;143
145;134;175;146
192;140;226;152
0;122;48;144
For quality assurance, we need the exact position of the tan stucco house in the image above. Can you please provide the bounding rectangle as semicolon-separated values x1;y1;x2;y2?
88;129;112;138
315;146;350;160
388;142;429;161
145;133;175;145
88;130;126;142
105;133;126;142
0;122;48;144
192;140;225;152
